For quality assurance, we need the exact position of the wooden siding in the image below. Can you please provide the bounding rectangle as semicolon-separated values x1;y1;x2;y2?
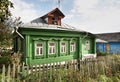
96;42;120;54
15;29;96;65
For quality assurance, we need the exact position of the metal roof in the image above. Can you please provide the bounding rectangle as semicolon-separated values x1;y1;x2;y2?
19;8;87;33
20;17;86;32
96;32;120;42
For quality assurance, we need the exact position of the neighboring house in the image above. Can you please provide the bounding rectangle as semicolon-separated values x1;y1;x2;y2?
96;32;120;54
13;8;96;65
96;39;108;52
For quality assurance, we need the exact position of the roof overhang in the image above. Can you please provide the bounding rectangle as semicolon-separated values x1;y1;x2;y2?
13;27;24;39
96;38;108;43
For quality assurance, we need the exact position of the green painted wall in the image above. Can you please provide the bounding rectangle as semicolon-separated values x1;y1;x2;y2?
81;38;93;54
16;28;96;65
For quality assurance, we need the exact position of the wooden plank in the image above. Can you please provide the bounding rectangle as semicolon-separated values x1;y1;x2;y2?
1;65;5;82
7;65;11;82
12;64;15;82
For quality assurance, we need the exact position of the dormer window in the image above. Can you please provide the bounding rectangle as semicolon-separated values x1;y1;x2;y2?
52;17;58;25
41;8;65;26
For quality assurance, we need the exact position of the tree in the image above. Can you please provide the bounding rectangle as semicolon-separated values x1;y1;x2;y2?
0;23;12;48
0;0;13;48
0;0;13;22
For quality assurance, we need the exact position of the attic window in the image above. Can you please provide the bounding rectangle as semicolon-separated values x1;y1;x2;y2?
52;17;58;25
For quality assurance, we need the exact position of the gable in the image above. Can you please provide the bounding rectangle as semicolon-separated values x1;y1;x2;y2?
41;8;65;19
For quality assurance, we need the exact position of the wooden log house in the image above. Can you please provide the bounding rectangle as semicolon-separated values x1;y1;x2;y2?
13;8;96;65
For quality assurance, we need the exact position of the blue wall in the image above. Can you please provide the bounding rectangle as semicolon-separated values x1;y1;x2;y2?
97;42;120;54
109;42;120;54
96;43;106;52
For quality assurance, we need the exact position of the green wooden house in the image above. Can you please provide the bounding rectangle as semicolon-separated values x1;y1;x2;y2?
13;8;96;65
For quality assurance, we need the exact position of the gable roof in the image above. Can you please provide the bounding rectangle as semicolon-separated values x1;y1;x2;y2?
96;32;120;42
19;8;95;37
41;8;65;19
21;8;85;33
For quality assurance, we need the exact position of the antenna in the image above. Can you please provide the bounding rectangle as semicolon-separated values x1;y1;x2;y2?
58;0;61;9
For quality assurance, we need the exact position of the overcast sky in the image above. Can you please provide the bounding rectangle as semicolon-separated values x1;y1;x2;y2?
10;0;120;34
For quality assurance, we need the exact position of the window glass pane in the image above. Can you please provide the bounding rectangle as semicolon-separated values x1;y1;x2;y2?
62;43;65;45
36;48;39;54
70;46;72;51
50;48;52;53
50;43;55;46
37;43;42;47
53;48;55;53
40;48;43;54
64;47;66;52
71;42;74;45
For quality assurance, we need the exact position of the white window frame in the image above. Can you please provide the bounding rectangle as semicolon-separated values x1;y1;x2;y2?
35;42;43;56
60;42;66;53
86;40;90;50
70;42;76;52
48;42;56;54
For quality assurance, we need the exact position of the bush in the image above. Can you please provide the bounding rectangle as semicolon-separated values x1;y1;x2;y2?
0;48;12;56
112;77;120;82
97;75;113;82
0;50;22;68
0;49;13;68
97;51;107;56
10;52;22;66
0;56;12;68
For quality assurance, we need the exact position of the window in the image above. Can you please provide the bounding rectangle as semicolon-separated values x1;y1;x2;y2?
52;17;58;25
60;42;66;53
106;44;110;51
86;40;90;50
48;43;56;54
35;43;43;56
70;42;76;52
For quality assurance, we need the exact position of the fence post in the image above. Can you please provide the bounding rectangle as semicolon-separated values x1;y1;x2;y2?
1;65;5;82
12;63;15;82
22;63;26;82
17;65;21;81
77;59;80;71
49;63;52;82
38;64;41;82
7;65;11;82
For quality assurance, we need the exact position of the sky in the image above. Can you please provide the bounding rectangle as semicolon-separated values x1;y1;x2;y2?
10;0;120;34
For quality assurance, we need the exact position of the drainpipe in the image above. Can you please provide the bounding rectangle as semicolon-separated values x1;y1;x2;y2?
14;26;24;39
82;32;89;39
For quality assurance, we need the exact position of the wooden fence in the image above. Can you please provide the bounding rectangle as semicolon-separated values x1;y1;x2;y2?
0;57;120;82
